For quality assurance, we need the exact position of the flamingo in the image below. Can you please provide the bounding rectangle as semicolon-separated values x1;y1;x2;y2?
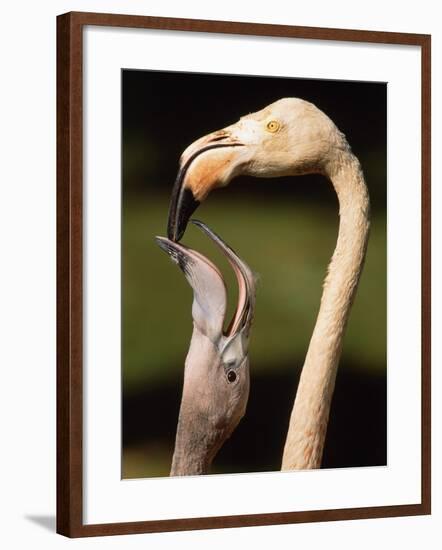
166;98;370;470
156;220;256;475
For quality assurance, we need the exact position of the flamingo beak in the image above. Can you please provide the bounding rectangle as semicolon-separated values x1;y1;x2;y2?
167;171;201;243
167;131;244;242
157;220;256;339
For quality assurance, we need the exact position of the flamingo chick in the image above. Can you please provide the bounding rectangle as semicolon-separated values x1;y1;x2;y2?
156;220;256;476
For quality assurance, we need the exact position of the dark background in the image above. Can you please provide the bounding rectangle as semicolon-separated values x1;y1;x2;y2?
122;69;387;478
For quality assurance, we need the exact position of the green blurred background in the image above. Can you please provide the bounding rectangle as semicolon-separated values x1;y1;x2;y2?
122;70;387;478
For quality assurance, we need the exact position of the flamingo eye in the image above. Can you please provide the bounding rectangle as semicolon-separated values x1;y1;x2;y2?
266;120;280;133
227;370;237;383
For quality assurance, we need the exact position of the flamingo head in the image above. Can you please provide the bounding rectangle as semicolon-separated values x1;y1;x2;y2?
167;98;344;241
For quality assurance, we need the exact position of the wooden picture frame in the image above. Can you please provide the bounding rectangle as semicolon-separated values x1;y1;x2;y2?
57;11;431;537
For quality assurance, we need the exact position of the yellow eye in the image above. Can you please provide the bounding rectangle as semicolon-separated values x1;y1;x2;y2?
266;120;280;133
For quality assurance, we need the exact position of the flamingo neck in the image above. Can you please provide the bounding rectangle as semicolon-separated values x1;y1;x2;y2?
170;422;212;476
170;329;224;476
281;150;370;470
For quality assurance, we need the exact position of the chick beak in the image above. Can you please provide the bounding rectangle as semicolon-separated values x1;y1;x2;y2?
156;219;256;339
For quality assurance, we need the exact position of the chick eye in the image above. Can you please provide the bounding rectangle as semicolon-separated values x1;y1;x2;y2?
227;370;237;383
266;120;280;133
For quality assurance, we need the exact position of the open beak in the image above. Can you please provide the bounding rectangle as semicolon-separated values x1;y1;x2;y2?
191;220;256;336
167;131;244;242
157;220;256;339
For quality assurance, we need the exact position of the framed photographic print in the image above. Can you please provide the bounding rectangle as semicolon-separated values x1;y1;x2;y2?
57;11;431;537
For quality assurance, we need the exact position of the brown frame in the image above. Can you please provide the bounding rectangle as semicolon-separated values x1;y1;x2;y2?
57;11;431;538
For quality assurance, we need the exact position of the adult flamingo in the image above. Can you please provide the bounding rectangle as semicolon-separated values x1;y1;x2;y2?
167;98;370;470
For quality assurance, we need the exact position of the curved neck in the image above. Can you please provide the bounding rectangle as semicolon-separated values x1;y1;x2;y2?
170;328;222;476
281;150;370;470
170;419;213;476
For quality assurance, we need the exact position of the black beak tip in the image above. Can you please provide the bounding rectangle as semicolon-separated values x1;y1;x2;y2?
167;188;201;242
155;235;179;259
167;222;185;243
155;236;170;253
